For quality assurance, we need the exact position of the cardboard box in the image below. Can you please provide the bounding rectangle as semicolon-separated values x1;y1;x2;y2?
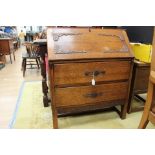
130;43;152;63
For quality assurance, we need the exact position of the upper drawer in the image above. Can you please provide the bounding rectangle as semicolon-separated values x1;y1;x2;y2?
54;61;131;86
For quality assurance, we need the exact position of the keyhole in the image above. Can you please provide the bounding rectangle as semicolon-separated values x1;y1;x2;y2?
92;72;95;86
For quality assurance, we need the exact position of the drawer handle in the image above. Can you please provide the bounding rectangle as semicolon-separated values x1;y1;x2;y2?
85;70;105;76
84;92;103;98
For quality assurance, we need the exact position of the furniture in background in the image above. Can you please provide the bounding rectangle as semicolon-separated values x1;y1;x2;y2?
138;71;155;128
22;42;41;77
33;39;49;107
0;53;6;70
0;38;15;63
128;60;150;113
0;61;5;70
13;40;18;51
125;29;153;113
47;27;134;128
0;53;6;63
138;28;155;129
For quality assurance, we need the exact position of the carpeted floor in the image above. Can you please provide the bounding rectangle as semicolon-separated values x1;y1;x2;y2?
9;81;155;129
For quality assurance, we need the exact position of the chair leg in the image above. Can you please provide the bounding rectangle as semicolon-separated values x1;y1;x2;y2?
21;58;24;71
36;59;40;69
10;54;12;64
13;51;15;61
38;58;41;66
25;59;27;71
23;59;26;77
138;81;154;129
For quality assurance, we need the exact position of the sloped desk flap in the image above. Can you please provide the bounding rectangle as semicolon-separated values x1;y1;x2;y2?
47;28;134;62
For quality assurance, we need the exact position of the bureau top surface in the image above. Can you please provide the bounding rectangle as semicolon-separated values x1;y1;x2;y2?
47;27;134;62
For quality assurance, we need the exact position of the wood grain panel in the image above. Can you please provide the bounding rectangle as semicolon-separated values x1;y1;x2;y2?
54;61;131;85
55;82;128;107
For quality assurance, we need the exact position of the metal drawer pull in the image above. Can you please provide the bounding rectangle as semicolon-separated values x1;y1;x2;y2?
85;70;105;76
84;92;103;98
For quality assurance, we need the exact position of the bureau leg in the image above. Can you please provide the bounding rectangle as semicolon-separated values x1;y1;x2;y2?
127;92;134;114
120;104;127;119
52;108;58;129
127;61;136;114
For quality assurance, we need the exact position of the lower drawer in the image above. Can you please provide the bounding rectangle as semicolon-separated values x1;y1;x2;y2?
55;82;128;107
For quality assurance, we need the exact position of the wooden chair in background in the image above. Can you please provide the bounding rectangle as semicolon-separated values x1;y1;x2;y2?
138;27;155;128
22;42;41;77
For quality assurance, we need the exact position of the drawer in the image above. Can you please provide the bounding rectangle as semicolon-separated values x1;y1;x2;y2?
55;82;128;107
54;61;131;86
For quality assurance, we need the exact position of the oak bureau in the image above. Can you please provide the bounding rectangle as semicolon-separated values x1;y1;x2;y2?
47;27;134;128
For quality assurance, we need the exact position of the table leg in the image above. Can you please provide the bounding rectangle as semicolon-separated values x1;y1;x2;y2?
13;51;15;61
10;54;12;64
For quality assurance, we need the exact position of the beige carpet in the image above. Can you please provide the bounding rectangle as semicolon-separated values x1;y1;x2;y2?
10;81;155;129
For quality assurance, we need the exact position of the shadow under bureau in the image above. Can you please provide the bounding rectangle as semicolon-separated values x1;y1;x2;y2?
47;27;134;128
